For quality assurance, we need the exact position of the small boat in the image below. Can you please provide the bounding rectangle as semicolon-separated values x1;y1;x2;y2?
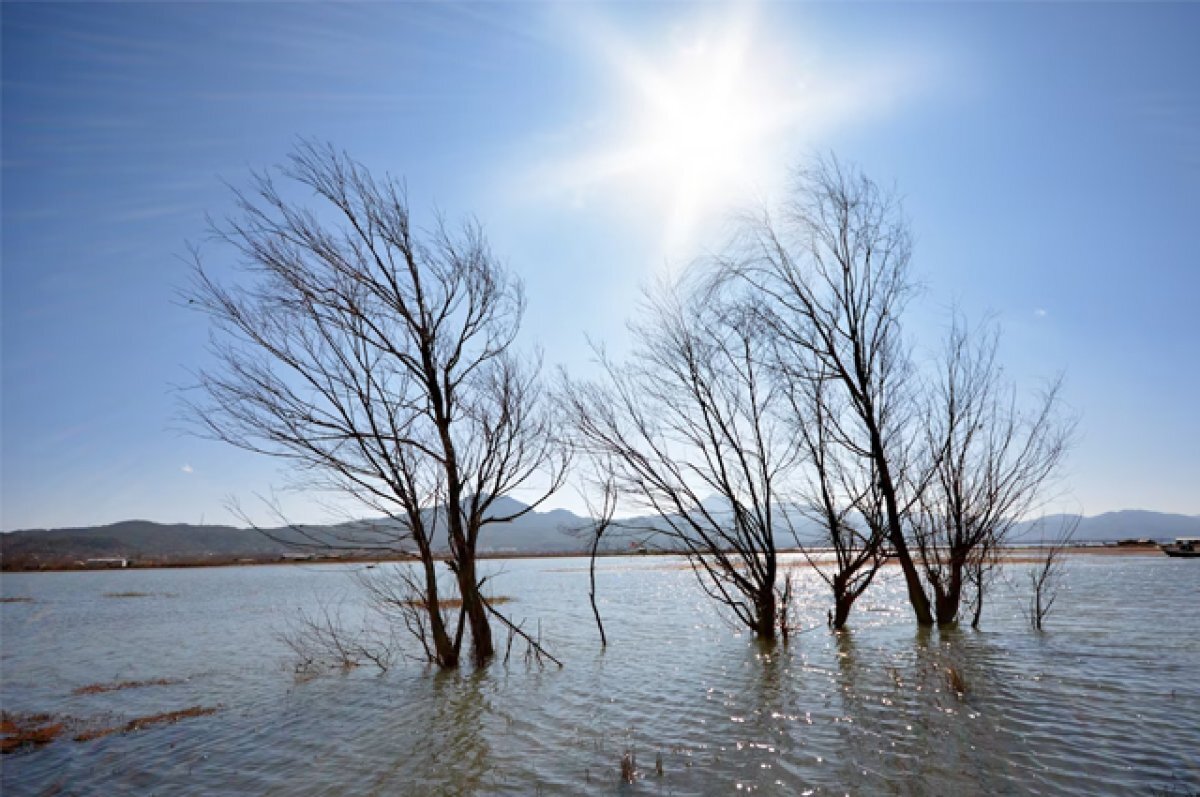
1160;537;1200;558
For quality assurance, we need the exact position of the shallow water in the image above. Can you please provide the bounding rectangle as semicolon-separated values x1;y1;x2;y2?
2;553;1198;795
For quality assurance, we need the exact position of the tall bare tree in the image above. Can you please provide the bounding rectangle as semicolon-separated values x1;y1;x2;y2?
577;476;618;647
913;317;1073;626
734;157;937;625
186;142;565;668
561;273;801;640
787;364;888;629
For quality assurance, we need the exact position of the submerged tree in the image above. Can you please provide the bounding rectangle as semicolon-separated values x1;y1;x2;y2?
914;318;1073;626
787;366;888;629
736;157;937;626
561;273;802;640
1026;517;1077;631
186;142;565;669
575;475;618;648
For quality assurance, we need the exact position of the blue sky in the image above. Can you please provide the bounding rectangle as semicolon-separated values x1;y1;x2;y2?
2;2;1197;530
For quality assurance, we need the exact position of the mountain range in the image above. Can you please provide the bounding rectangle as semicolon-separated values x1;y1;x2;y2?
2;500;1196;570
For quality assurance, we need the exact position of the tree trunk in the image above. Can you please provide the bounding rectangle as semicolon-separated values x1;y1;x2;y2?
934;586;960;627
934;560;964;626
415;533;458;668
831;572;854;630
832;592;854;630
429;609;457;668
589;530;607;647
454;557;495;666
427;353;494;666
427;584;457;669
970;579;984;629
868;423;934;627
755;590;777;641
438;483;494;666
878;501;931;624
890;537;932;625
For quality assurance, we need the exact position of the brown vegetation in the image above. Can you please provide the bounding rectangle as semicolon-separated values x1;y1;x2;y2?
1;713;66;754
73;706;218;742
72;678;182;696
0;596;34;603
620;750;638;783
2;703;219;752
945;666;967;697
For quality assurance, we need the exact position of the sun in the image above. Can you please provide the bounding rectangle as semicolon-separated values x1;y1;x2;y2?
608;12;791;251
631;38;771;197
535;6;926;260
548;7;795;256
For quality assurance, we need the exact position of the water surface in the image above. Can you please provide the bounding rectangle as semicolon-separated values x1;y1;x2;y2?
2;554;1197;795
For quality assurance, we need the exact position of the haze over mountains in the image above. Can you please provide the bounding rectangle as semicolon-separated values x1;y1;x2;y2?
2;498;1196;570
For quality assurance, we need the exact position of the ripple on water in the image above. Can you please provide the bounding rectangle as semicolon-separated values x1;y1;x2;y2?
2;556;1199;795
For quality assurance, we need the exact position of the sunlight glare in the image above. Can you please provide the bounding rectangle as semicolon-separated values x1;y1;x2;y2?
539;5;925;261
614;14;790;251
632;35;771;201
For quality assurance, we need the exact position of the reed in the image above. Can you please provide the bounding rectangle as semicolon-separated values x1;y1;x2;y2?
620;750;637;783
1;712;65;754
74;706;218;742
72;678;182;696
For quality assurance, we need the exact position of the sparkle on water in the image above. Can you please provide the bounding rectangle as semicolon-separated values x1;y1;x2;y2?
2;553;1198;795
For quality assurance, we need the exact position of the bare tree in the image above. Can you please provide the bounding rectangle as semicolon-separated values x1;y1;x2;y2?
784;358;888;630
279;596;399;673
186;142;565;669
734;157;937;625
965;532;1002;630
353;564;460;666
913;317;1073;626
561;273;801;640
355;563;562;668
577;476;618;648
1026;517;1077;631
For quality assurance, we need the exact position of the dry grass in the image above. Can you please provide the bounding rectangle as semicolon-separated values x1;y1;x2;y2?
72;678;182;696
0;597;34;604
102;591;178;599
3;704;219;752
73;706;218;743
1;713;66;754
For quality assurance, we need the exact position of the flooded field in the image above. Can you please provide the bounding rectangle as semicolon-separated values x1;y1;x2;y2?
2;553;1197;795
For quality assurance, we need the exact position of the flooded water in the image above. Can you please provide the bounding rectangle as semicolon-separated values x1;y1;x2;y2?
2;553;1198;795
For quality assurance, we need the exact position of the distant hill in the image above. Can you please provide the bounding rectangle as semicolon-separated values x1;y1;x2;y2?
0;499;601;570
3;504;1196;570
0;520;294;569
1008;510;1200;543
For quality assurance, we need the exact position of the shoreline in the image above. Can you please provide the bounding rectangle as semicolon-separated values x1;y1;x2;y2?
0;543;1168;574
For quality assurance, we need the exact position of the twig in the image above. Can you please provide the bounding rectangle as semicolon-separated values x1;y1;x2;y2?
483;601;563;668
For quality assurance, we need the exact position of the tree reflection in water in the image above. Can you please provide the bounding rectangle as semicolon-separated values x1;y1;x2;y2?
822;626;1026;795
368;670;493;796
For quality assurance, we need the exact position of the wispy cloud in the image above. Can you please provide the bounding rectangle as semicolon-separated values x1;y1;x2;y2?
181;464;194;475
1034;308;1048;319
